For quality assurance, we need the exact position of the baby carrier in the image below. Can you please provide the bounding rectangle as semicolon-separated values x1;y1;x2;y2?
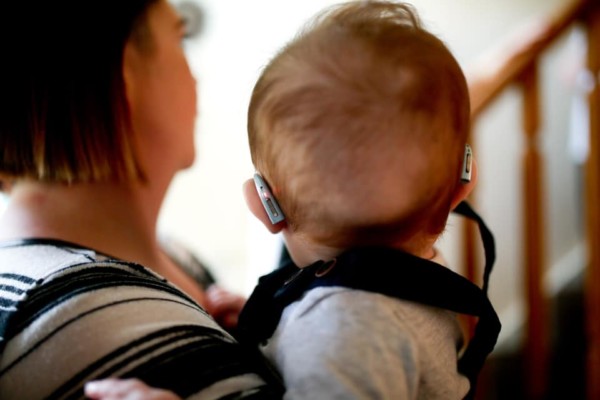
237;201;501;400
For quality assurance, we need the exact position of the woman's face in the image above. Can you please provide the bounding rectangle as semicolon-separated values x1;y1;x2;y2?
124;0;198;180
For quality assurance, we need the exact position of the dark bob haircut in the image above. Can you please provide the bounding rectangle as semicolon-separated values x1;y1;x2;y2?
0;0;160;183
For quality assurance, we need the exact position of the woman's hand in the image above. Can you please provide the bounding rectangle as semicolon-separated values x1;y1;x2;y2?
85;378;181;400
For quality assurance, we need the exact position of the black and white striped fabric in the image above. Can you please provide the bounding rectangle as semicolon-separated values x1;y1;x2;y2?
0;239;282;399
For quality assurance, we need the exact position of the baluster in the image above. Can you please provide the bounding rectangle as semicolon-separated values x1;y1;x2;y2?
585;3;600;400
519;63;548;400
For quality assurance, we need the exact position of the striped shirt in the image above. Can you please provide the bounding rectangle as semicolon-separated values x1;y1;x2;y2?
0;239;283;400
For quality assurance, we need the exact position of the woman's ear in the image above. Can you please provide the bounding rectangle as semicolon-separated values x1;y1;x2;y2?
450;157;478;210
243;179;285;234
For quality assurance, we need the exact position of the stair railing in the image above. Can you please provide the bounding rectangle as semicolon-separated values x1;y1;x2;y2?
464;0;598;398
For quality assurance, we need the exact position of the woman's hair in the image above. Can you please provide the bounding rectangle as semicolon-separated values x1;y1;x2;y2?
0;0;160;183
248;0;470;246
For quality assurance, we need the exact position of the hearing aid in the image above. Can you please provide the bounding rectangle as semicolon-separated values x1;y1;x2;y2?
254;173;286;224
461;144;472;183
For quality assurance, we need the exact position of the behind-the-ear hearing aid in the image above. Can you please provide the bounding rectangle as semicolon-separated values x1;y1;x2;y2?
254;173;286;224
461;144;472;183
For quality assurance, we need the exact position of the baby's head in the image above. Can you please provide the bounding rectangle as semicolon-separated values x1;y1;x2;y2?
248;0;471;252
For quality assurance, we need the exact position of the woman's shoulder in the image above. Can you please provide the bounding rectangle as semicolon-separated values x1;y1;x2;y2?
0;238;212;347
0;238;110;278
0;239;282;399
0;238;206;320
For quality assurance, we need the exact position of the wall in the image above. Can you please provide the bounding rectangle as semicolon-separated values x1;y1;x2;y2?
162;0;584;344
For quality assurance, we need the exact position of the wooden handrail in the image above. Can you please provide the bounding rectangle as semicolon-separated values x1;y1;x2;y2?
468;0;591;118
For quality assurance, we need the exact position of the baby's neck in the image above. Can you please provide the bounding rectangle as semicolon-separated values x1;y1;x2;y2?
282;232;341;268
283;230;438;268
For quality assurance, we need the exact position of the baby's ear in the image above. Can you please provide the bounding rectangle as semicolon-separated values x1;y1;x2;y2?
242;179;285;234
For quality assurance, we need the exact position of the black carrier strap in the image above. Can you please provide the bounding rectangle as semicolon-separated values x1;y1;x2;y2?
237;201;501;400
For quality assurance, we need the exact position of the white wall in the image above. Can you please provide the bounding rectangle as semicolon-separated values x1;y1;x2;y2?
162;0;585;343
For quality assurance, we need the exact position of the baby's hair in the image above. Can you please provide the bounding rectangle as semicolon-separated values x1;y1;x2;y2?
248;0;470;246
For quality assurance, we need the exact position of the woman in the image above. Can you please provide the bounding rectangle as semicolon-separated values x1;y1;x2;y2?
0;0;282;398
